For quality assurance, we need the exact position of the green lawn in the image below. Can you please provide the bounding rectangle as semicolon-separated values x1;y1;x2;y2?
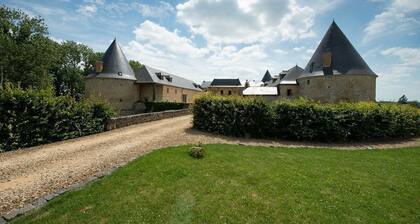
13;144;420;224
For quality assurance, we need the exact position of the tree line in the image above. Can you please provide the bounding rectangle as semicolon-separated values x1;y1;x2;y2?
0;5;141;98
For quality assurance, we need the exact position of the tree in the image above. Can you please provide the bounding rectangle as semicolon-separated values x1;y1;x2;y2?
398;95;408;104
50;41;96;96
129;60;142;72
0;6;56;89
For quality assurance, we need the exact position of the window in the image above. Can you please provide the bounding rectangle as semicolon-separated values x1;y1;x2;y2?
322;52;332;67
182;94;187;103
221;90;224;95
165;75;172;82
167;87;169;94
156;72;164;80
228;90;232;95
175;89;178;94
117;72;122;76
307;80;310;85
287;89;292;96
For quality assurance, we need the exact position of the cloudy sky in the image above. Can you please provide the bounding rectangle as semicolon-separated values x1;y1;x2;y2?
3;0;420;100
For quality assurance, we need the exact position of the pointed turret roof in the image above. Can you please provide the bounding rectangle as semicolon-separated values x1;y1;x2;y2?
280;65;304;84
88;39;136;80
301;21;376;77
261;70;272;83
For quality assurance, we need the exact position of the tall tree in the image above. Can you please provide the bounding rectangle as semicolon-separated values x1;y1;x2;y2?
51;41;96;96
0;6;56;89
129;60;142;73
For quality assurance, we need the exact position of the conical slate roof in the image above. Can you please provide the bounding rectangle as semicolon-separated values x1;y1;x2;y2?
88;39;136;80
261;70;272;82
280;65;304;84
301;21;376;77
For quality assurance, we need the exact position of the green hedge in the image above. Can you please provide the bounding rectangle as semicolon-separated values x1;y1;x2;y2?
144;101;189;112
193;94;420;141
0;86;115;151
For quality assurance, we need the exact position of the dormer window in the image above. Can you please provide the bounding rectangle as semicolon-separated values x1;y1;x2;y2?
117;72;122;76
165;75;172;82
323;52;332;68
156;72;164;80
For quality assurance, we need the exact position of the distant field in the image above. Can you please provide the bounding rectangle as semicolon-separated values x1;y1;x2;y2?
13;144;420;224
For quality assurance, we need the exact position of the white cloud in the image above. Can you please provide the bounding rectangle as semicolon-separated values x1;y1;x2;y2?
138;1;174;18
364;0;420;42
133;20;209;58
377;47;420;87
176;0;339;44
76;4;97;16
124;21;279;82
381;47;420;66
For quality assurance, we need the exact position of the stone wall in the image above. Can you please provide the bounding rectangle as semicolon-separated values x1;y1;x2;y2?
297;74;376;102
85;78;139;113
105;109;191;130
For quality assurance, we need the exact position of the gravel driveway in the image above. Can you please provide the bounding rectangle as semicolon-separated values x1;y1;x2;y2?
1;115;419;216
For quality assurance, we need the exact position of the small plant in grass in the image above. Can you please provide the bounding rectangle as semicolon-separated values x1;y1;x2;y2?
189;144;205;159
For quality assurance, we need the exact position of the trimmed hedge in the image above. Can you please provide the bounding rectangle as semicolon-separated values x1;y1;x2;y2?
193;94;420;142
144;101;189;112
0;86;115;151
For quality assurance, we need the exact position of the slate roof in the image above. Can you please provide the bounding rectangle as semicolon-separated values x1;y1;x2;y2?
301;21;376;78
135;65;201;91
266;65;303;86
280;65;304;84
87;39;136;80
200;81;212;89
261;70;272;83
210;79;242;87
243;87;278;96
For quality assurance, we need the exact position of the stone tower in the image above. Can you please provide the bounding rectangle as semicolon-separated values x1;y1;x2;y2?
297;21;377;102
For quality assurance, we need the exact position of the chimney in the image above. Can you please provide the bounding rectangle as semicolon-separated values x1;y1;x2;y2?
95;61;103;73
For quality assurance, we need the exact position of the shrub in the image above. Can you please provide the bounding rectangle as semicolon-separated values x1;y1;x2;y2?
144;101;189;112
189;145;205;159
193;94;420;142
193;94;273;137
0;86;115;151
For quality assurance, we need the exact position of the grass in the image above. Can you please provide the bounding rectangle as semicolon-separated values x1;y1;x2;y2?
12;144;420;224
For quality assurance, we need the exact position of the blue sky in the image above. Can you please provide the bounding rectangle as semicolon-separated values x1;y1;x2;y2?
2;0;420;100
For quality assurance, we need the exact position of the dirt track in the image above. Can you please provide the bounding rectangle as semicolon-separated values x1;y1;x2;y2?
1;115;419;215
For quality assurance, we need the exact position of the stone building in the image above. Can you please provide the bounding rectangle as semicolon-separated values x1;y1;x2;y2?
254;21;377;102
267;65;304;99
85;39;201;114
207;79;244;96
297;21;377;102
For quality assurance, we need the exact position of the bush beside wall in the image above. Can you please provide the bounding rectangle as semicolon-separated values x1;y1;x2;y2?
144;101;189;112
193;94;420;142
0;86;115;151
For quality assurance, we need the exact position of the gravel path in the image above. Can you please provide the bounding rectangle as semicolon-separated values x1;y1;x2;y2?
1;115;419;216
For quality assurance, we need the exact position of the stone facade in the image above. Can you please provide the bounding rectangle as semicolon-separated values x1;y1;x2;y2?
297;74;376;102
138;84;200;103
86;80;200;114
278;84;299;99
207;87;244;96
85;78;138;113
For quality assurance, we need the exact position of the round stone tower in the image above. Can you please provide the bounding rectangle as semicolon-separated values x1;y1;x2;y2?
297;21;377;103
85;39;138;114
